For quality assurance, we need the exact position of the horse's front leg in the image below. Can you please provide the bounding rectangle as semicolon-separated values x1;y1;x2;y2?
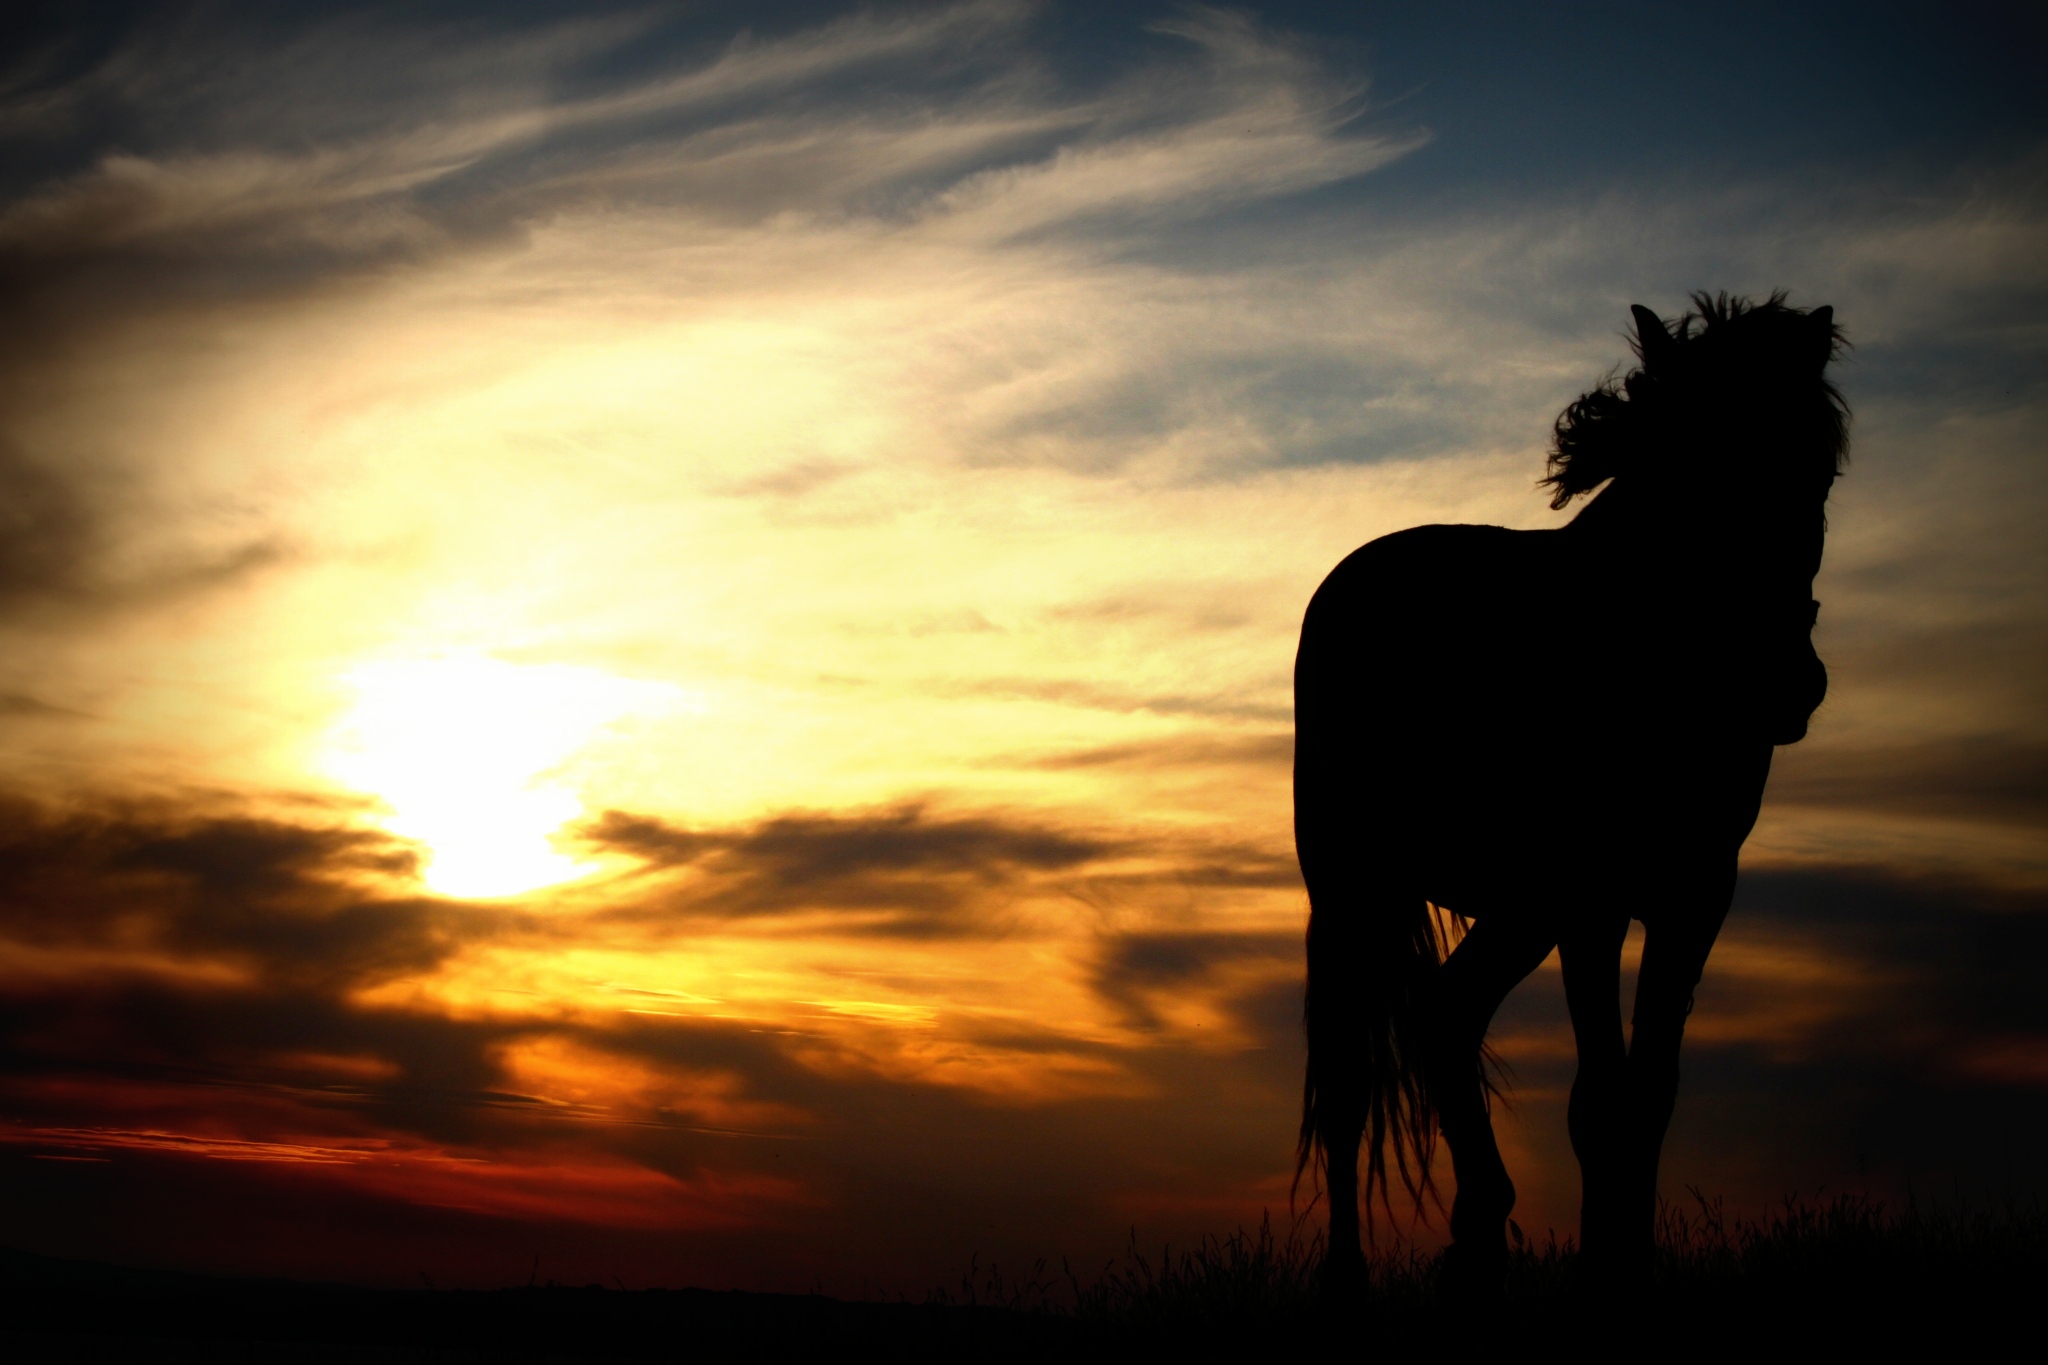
1558;911;1631;1268
1621;895;1731;1258
1419;915;1555;1293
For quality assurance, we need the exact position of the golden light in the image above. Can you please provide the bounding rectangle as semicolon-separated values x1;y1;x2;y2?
324;656;688;898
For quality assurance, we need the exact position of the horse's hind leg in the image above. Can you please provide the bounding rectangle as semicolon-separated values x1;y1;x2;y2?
1419;916;1554;1289
1302;879;1370;1291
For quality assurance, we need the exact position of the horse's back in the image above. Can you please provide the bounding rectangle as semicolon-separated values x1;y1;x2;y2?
1306;522;1532;610
1298;523;1559;712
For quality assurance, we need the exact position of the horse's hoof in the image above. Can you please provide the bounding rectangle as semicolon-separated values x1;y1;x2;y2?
1438;1240;1507;1306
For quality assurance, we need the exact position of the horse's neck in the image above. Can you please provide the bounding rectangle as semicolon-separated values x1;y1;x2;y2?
1563;480;1817;615
1562;479;1679;550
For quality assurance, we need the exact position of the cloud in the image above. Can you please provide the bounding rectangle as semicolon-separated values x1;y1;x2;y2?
954;676;1293;724
0;791;848;1247
1017;732;1292;772
0;437;94;611
0;692;88;719
1766;738;2048;827
582;800;1302;931
592;802;1108;878
1731;866;2048;1039
0;796;462;992
0;780;1300;1285
583;803;1122;934
1661;863;2048;1201
1090;927;1298;1039
0;786;1291;1153
0;794;551;1146
0;1;1431;656
0;2;1398;290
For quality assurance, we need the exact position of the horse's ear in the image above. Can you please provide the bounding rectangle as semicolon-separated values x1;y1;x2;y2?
1810;305;1835;367
1631;304;1674;370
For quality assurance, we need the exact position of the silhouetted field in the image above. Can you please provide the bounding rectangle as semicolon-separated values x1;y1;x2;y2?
3;1195;2041;1361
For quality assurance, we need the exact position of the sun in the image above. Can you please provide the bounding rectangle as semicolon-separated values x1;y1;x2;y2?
325;656;683;899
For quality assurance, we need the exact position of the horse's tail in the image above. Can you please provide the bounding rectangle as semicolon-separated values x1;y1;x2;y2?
1290;572;1455;1224
1295;867;1454;1224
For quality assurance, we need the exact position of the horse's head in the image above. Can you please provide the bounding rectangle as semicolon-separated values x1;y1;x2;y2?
1548;293;1848;743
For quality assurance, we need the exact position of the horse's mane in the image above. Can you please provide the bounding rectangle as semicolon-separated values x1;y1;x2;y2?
1542;291;1850;510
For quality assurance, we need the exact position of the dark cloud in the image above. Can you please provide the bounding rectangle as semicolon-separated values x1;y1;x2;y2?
0;795;572;1153
0;692;87;718
584;803;1122;935
0;438;95;611
1768;737;2048;827
0;320;287;629
0;797;475;993
1018;731;1292;771
1099;930;1295;987
1732;865;2048;1047
0;438;285;620
590;803;1111;879
0;792;1289;1146
0;792;845;1160
584;801;1301;935
1648;861;2048;1210
1090;928;1298;1033
0;784;1305;1292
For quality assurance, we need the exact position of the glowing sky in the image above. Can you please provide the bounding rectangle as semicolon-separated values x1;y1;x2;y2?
0;1;2043;1291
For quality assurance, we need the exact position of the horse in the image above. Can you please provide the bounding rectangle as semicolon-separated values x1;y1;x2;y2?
1293;292;1846;1295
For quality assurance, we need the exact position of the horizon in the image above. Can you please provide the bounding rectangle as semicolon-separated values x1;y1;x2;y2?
0;0;2043;1293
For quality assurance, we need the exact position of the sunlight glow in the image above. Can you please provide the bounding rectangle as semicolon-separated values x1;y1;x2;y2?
326;656;687;898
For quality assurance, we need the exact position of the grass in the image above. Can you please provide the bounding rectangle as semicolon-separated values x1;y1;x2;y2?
939;1190;2048;1353
4;1193;2044;1360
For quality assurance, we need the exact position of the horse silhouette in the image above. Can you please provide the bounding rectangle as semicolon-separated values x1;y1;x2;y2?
1294;293;1846;1295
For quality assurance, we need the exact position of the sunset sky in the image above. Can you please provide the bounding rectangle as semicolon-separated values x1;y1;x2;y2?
1;1;2043;1292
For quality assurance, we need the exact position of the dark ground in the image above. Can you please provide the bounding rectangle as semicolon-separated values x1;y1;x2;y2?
3;1196;2044;1361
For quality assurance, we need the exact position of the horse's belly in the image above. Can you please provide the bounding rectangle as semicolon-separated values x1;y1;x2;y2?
1391;737;1771;918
